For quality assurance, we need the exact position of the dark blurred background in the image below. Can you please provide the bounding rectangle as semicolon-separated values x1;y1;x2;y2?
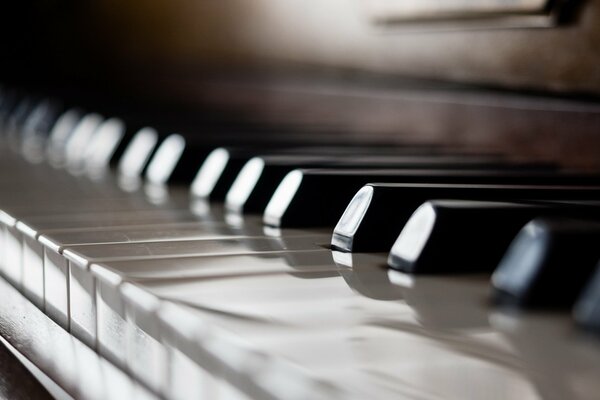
2;0;600;168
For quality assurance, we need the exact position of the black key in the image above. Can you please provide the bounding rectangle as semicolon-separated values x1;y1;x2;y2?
149;136;427;189
144;133;215;186
226;155;406;214
264;170;600;228
574;264;600;333
144;130;329;187
115;127;160;181
145;135;327;189
332;171;600;252
5;96;37;151
492;218;600;308
46;108;84;167
229;158;566;216
0;89;20;130
20;98;63;160
194;150;281;201
140;133;294;185
108;122;150;168
64;113;106;174
333;171;600;252
226;156;304;213
386;201;600;274
191;149;327;201
190;147;248;199
83;117;127;173
277;144;457;156
193;144;493;202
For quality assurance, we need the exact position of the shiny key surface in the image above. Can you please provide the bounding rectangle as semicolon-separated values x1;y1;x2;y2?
227;157;575;216
121;252;600;400
90;248;338;373
574;264;600;333
64;234;331;266
386;200;600;274
37;219;232;324
63;233;329;348
332;182;600;253
205;148;506;207
38;220;320;329
12;203;202;305
223;155;543;214
264;173;600;228
492;218;600;309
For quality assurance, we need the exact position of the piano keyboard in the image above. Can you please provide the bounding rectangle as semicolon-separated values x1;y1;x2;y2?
2;90;600;400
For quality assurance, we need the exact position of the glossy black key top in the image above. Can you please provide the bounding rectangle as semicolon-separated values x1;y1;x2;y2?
231;158;570;216
144;133;213;186
116;127;160;181
225;155;386;214
46;108;84;167
492;218;600;308
333;173;600;252
264;170;600;228
64;113;105;173
107;122;150;168
20;99;63;161
0;89;20;130
386;201;600;274
5;96;37;151
194;148;382;202
574;264;600;333
147;136;345;189
190;149;327;201
83;117;127;174
141;132;264;186
191;147;249;199
192;144;486;202
143;132;299;187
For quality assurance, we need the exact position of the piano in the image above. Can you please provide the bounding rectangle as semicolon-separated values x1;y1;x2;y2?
2;1;600;399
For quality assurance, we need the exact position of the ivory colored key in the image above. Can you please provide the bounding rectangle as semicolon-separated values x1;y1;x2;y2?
38;219;268;329
124;254;580;400
63;234;329;348
91;249;336;381
88;251;377;392
15;207;211;308
157;302;340;400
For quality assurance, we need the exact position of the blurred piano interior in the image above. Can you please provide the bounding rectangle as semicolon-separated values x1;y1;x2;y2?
2;1;600;399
